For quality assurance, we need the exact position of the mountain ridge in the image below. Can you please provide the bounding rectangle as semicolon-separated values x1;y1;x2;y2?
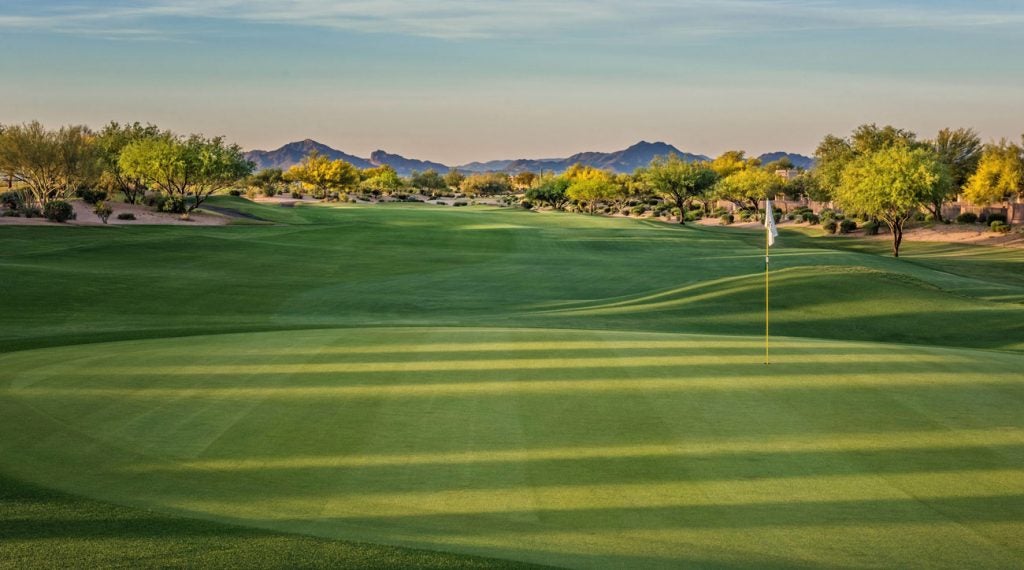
245;140;810;175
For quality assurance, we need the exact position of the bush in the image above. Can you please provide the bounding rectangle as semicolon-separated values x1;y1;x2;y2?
987;213;1007;225
228;189;242;196
862;221;879;235
737;210;754;222
684;210;700;222
0;191;23;210
452;201;468;207
839;219;857;234
956;212;978;224
117;212;136;221
630;205;647;216
94;201;113;224
521;200;533;210
923;213;935;222
22;206;42;218
1;209;18;217
823;220;838;234
158;196;187;214
76;188;108;205
290;191;303;199
712;207;728;217
720;213;734;225
802;212;820;225
991;221;1011;234
43;200;75;223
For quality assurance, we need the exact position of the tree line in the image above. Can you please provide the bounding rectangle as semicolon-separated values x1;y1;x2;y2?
1;120;1021;256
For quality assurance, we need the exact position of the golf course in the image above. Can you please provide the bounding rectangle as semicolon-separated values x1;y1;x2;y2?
2;199;1023;568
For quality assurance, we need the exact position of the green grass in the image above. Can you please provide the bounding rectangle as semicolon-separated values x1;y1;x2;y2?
1;201;1023;567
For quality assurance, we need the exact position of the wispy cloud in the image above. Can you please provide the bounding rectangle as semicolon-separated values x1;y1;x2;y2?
2;0;1022;40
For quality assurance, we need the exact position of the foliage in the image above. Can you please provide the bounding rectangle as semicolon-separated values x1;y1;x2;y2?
0;121;101;206
524;176;571;209
461;172;512;197
43;200;75;222
116;212;136;220
835;142;950;257
713;168;783;210
248;168;285;197
76;188;108;205
120;133;253;215
360;166;404;195
719;212;734;225
710;150;756;178
823;219;838;234
991;221;1011;233
283;152;358;199
839;219;858;234
93;201;113;224
443;169;466;190
409;169;447;191
956;212;978;224
813;124;922;201
95;122;162;204
511;171;537;189
643;155;717;224
0;190;23;210
566;174;617;215
964;139;1024;205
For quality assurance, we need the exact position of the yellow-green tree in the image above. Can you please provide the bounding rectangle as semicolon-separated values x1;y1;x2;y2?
284;151;359;198
835;143;950;257
963;139;1023;205
713;168;783;211
643;155;717;224
567;175;617;214
0;121;101;206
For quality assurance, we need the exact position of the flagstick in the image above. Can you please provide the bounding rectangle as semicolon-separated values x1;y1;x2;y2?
765;222;770;365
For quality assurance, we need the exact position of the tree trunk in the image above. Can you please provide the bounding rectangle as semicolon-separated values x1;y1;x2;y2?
892;220;904;258
676;198;685;225
927;200;944;222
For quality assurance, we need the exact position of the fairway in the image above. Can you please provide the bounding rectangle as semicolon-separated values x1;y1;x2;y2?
2;201;1024;568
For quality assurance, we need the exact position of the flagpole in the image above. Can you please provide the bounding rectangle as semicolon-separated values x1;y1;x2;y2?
765;203;770;365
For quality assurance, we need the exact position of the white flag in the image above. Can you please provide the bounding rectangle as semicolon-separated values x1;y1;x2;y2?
765;198;778;247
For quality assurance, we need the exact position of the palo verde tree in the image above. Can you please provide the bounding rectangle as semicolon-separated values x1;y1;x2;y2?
95;121;161;204
963;139;1023;206
360;165;404;195
525;176;571;209
643;154;717;224
713;167;783;211
284;151;359;198
409;169;447;192
814;124;922;202
929;128;982;221
835;142;951;257
247;168;285;197
0;121;101;206
119;132;253;216
443;168;465;191
460;172;512;197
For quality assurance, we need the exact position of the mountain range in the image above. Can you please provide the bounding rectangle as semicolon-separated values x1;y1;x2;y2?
244;140;812;176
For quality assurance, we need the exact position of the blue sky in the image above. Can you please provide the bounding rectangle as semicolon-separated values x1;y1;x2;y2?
1;1;1022;163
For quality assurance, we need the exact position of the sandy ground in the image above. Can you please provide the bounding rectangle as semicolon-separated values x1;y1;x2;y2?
0;201;230;226
695;216;1024;248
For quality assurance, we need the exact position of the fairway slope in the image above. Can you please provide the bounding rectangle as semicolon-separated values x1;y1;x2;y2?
2;327;1023;568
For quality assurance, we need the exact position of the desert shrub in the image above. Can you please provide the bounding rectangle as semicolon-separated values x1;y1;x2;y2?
956;212;978;224
991;221;1011;234
228;189;242;196
1;210;18;217
839;219;857;234
630;205;647;216
923;213;935;222
862;221;879;235
712;207;728;217
94;201;113;224
76;188;108;205
453;201;468;207
684;210;700;222
22;206;42;218
823;220;838;234
672;207;682;217
737;209;754;222
521;200;533;209
1;191;23;210
290;191;303;199
987;213;1007;225
720;213;734;225
159;196;187;214
802;212;820;225
260;186;277;197
117;212;136;220
43;200;75;222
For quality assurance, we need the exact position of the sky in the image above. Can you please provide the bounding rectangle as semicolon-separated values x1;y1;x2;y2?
1;0;1022;164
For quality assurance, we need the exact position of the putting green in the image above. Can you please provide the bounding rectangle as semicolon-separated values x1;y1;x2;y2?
2;326;1022;568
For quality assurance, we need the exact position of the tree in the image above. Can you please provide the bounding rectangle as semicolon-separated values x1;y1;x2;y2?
283;151;359;198
248;168;285;197
714;168;783;210
710;150;755;179
763;156;795;172
0;121;101;206
963;139;1024;205
525;176;571;209
120;133;253;216
930;128;982;221
835;143;951;257
360;166;404;194
95;122;161;204
511;171;537;190
567;176;616;214
460;172;511;196
814;124;922;201
444;168;465;191
643;155;718;224
409;169;446;192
